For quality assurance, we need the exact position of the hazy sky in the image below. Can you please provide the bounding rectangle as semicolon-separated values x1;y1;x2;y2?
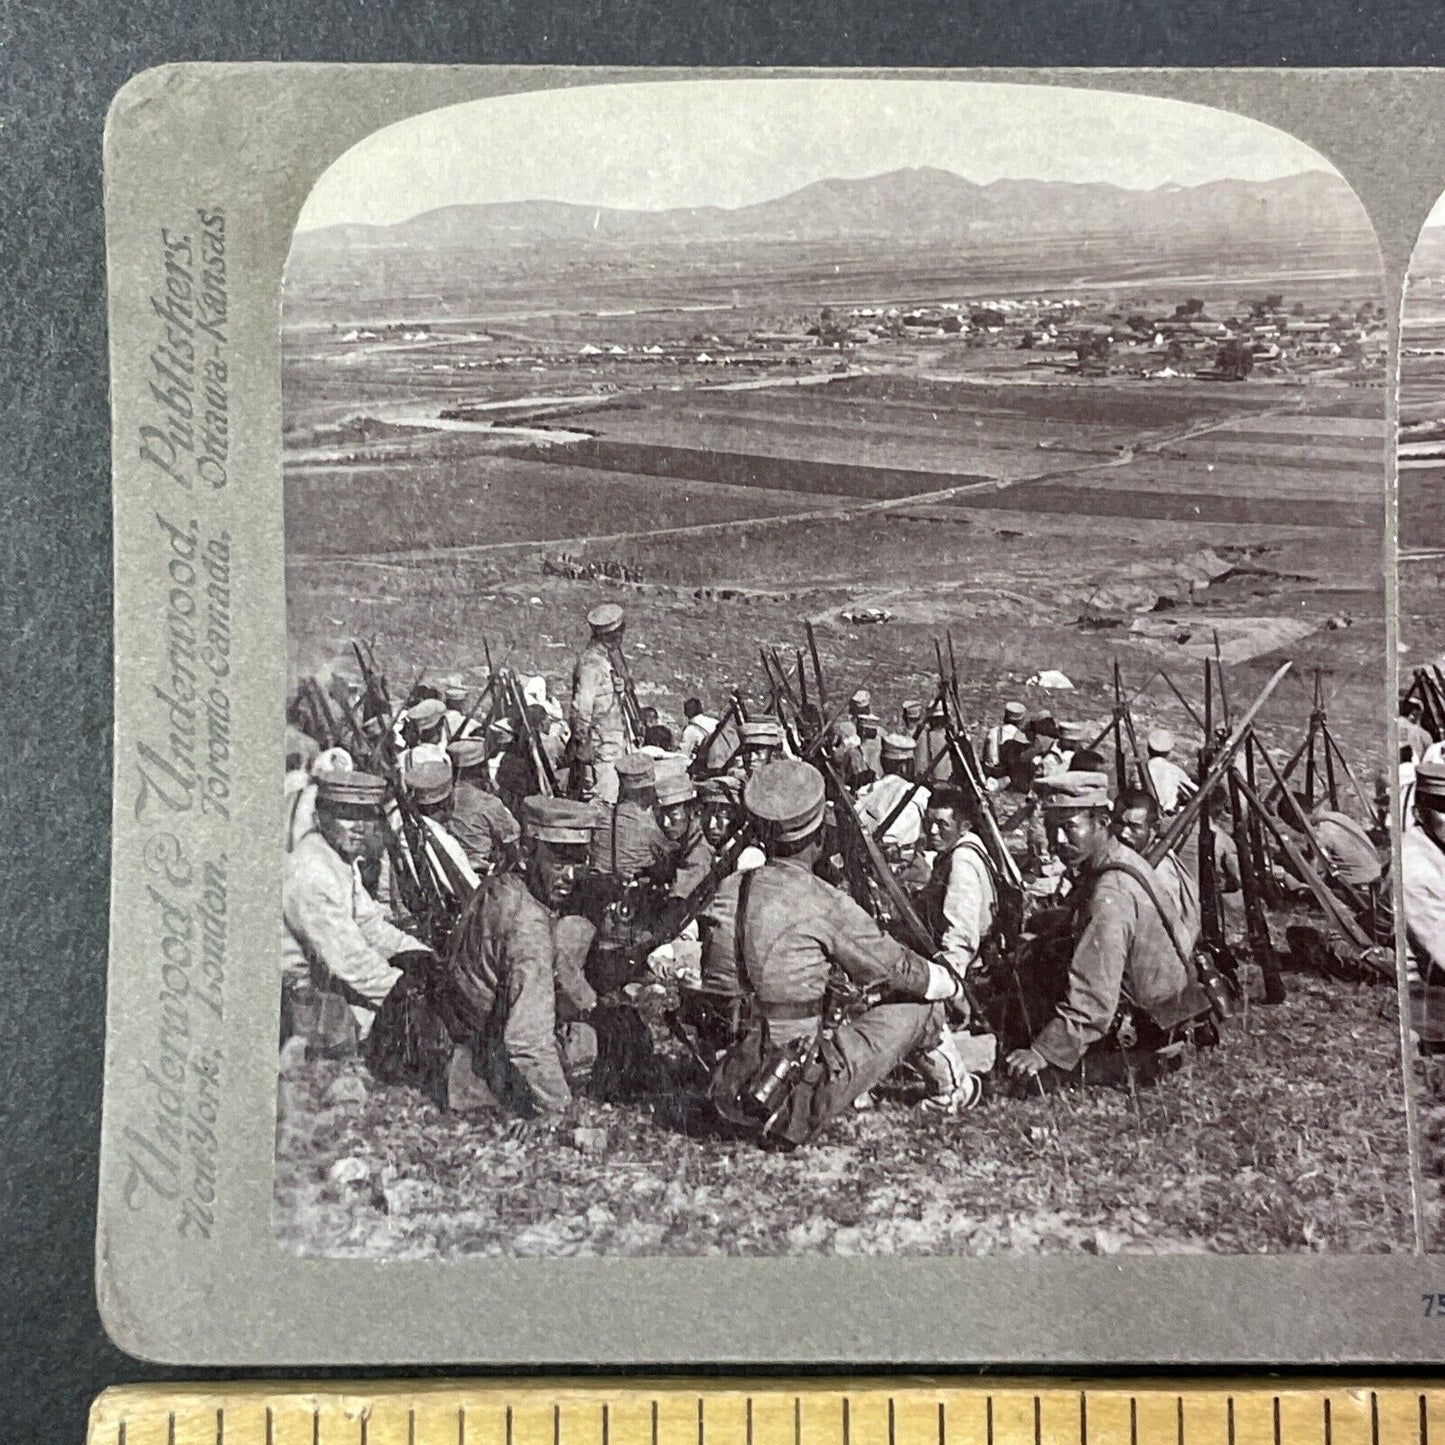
296;78;1333;231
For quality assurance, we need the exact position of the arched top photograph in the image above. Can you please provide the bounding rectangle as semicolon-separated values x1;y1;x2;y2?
275;75;1402;1264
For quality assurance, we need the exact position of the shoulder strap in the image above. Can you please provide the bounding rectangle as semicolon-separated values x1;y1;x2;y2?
1091;855;1193;965
734;867;758;991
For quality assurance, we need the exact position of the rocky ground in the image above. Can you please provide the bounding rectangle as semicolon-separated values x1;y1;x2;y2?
274;957;1412;1259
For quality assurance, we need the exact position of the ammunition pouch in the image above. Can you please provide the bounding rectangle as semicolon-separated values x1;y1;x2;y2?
710;1020;821;1143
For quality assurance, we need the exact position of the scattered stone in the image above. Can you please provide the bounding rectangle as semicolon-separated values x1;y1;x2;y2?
323;1074;370;1109
382;1179;432;1217
571;1126;609;1155
328;1156;371;1186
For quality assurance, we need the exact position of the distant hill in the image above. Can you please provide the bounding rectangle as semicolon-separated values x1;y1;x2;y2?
295;167;1371;253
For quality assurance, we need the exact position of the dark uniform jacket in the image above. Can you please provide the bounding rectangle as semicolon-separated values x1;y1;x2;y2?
706;856;932;1041
446;874;597;1114
449;781;520;873
590;799;672;882
1033;835;1193;1071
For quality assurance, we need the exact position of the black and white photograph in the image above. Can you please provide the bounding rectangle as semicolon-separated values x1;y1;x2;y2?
273;77;1405;1260
1397;193;1445;1249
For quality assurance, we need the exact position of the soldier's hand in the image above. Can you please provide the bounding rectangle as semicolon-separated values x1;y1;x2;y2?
1005;1046;1049;1079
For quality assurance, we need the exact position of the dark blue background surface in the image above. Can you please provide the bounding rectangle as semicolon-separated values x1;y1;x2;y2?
6;5;1445;1439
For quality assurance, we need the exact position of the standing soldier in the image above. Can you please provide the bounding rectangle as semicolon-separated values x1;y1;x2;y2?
1004;772;1211;1089
568;602;634;804
900;699;926;735
709;759;981;1145
282;771;423;1053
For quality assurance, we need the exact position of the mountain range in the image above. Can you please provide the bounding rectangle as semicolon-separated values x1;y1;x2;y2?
294;167;1371;252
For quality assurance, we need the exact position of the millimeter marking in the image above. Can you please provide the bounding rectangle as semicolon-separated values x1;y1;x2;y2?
87;1380;1445;1445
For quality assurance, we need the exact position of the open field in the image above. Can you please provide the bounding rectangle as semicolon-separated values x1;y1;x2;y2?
281;222;1405;1257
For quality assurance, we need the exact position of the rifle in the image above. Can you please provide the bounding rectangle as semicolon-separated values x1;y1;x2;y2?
1149;662;1292;864
350;642;459;949
688;694;742;780
804;619;828;713
499;666;559;798
609;639;649;748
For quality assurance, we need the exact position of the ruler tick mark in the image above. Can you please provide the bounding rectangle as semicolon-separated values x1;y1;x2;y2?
507;1406;514;1445
118;1424;126;1445
1080;1391;1088;1445
747;1399;754;1445
794;1397;801;1445
554;1403;561;1445
1033;1395;1041;1445
1129;1397;1138;1445
1177;1396;1184;1445
652;1400;658;1445
409;1406;417;1445
699;1397;705;1445
1227;1397;1235;1445
842;1397;850;1445
1273;1397;1282;1445
987;1396;995;1445
887;1398;895;1445
217;1405;224;1445
458;1404;466;1445
603;1402;610;1445
265;1406;274;1445
938;1400;946;1445
313;1404;320;1445
1324;1397;1333;1445
169;1411;177;1445
1421;1392;1429;1445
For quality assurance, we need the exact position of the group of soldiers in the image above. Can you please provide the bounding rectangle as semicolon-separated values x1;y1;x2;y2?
280;602;1389;1148
1399;682;1445;993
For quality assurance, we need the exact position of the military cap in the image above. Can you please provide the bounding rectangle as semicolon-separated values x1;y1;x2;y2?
856;712;882;734
1418;762;1445;809
587;602;625;635
881;732;915;762
1147;728;1175;755
927;699;947;721
698;774;743;803
487;717;516;741
901;699;924;724
443;684;469;708
406;697;447;728
1059;720;1084;743
447;738;489;770
402;742;449;770
614;752;656;790
1004;701;1026;721
315;770;388;809
404;758;454;807
849;688;871;713
740;718;784;748
654;768;697;806
744;758;827;842
1039;770;1112;811
522;795;597;844
1032;713;1059;738
310;747;355;779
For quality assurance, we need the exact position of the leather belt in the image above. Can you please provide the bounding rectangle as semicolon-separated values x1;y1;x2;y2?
757;998;826;1022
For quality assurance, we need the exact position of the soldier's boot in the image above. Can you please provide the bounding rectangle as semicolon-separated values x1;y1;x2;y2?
915;1027;983;1115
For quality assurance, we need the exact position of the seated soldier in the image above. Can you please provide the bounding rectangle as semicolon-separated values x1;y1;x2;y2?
709;759;981;1146
282;770;427;1057
445;737;522;876
586;751;673;991
1279;789;1387;939
918;785;999;995
1111;787;1202;954
400;795;600;1131
735;718;786;779
1005;771;1214;1092
1405;762;1445;985
857;733;930;858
